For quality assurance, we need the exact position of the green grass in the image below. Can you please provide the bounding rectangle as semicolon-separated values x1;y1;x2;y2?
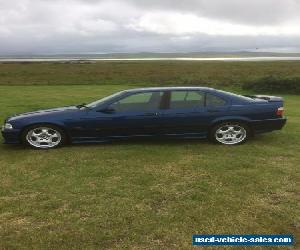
0;85;299;249
0;61;299;249
1;61;300;86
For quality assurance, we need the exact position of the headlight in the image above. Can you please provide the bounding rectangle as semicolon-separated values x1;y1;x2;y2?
2;123;13;130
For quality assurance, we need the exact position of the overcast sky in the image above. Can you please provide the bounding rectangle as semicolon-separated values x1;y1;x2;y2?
1;0;300;55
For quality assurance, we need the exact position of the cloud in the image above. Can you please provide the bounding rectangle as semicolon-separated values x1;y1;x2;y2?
128;12;300;36
123;0;300;25
0;0;300;54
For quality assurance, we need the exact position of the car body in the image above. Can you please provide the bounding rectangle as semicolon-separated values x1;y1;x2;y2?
2;87;287;148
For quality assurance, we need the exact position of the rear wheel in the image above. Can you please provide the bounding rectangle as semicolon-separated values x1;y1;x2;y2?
210;122;249;145
22;125;66;149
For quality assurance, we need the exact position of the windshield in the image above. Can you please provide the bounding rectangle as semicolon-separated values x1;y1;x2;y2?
86;91;124;108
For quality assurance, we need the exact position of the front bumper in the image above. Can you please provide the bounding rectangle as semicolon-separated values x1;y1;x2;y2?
250;117;287;134
1;128;21;144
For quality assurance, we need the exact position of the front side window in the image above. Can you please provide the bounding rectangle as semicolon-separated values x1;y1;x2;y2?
169;91;205;109
206;93;227;106
110;91;163;112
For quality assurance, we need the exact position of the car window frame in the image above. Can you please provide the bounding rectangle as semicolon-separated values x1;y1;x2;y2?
92;89;230;112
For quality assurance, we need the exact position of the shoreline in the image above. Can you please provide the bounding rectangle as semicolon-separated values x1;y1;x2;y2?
1;56;300;62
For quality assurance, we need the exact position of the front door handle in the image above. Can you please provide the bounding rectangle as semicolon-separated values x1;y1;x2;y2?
207;109;219;112
143;112;159;116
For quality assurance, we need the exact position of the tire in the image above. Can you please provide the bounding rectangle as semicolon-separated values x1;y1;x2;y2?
210;121;250;145
21;124;66;149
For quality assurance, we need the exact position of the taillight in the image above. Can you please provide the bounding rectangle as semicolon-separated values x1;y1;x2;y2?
276;107;284;116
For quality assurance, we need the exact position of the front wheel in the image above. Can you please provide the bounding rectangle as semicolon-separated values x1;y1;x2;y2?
210;122;249;145
22;125;66;149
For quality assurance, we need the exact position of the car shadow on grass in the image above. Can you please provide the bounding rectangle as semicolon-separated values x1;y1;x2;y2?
68;136;245;148
0;133;279;151
0;143;27;151
65;133;279;148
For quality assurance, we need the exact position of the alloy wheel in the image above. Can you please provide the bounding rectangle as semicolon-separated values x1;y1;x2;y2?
215;124;247;145
26;127;62;149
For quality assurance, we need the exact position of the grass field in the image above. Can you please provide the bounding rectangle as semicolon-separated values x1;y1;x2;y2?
1;60;300;86
0;62;299;249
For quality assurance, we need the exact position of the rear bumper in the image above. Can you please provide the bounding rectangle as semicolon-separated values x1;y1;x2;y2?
1;129;21;144
250;117;287;134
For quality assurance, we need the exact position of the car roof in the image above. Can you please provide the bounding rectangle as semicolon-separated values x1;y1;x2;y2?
124;87;215;93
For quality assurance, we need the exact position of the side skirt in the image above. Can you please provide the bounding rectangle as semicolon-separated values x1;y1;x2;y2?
71;133;208;143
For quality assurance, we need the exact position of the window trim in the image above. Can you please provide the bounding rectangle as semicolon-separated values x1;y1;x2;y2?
160;91;171;109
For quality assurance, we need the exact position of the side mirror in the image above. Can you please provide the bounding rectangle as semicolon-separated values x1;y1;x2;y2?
97;107;115;113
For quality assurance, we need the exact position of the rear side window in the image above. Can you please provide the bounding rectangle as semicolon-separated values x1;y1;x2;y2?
206;93;227;106
170;91;205;109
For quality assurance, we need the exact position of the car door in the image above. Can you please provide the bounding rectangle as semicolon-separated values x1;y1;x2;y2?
159;90;229;137
81;91;165;139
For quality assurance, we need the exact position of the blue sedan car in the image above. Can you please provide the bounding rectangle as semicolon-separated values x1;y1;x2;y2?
2;87;286;149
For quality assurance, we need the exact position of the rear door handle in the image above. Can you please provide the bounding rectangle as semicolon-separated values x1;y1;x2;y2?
207;109;219;112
